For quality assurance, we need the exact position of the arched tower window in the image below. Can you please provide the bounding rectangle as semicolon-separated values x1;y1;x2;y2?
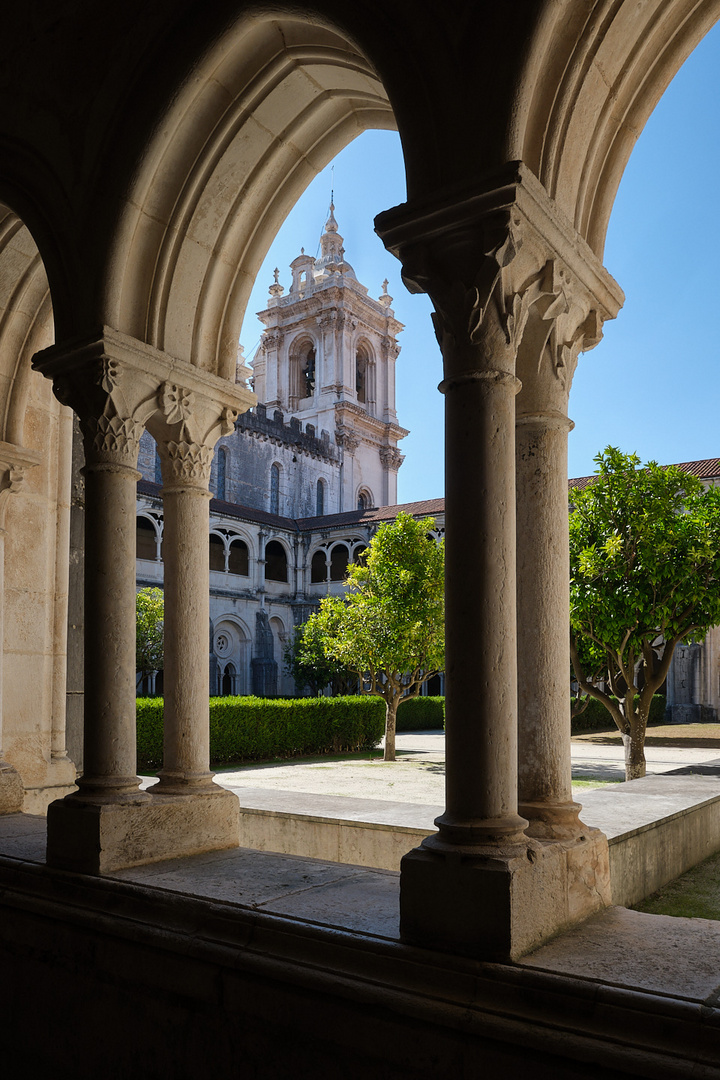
216;447;227;501
316;478;325;517
265;540;288;583
357;489;373;512
356;348;367;404
270;464;280;515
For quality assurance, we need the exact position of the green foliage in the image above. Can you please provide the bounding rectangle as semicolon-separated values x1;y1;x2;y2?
396;696;445;731
284;621;356;696
571;695;666;735
298;513;445;759
136;695;384;771
136;587;164;680
569;447;720;776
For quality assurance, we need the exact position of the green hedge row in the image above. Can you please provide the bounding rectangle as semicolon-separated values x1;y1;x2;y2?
136;695;385;771
397;696;445;731
571;694;666;735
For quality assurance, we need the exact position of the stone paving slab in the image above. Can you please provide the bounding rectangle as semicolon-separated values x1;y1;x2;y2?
520;905;720;1002
578;774;720;841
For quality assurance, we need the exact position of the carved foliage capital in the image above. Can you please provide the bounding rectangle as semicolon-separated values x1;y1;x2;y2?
162;441;214;488
379;446;404;471
53;357;147;469
335;427;360;454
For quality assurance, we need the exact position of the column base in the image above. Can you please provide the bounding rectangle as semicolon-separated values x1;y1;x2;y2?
46;786;240;874
0;761;23;814
519;799;585;841
400;828;611;961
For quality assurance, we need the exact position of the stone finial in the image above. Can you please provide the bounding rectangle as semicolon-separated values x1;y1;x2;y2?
379;278;393;307
269;268;284;297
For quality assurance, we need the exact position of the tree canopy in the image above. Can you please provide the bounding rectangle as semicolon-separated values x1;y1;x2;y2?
297;512;444;760
136;587;164;688
569;447;720;778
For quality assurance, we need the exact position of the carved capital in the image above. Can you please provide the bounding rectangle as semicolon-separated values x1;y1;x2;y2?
335;427;360;454
376;163;624;391
161;441;214;489
379;446;404;471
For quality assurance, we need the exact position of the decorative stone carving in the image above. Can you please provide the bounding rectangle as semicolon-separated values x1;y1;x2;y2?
335;427;360;454
379;446;404;471
164;441;214;485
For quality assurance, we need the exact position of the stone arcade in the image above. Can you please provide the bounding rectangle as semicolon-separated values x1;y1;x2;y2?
2;4;720;1076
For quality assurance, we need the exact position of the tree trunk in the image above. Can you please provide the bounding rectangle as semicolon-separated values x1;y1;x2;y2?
383;698;398;762
622;717;647;780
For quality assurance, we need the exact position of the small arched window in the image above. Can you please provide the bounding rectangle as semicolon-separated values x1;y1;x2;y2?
136;517;157;560
270;464;280;515
316;478;325;517
209;534;225;572
330;544;349;582
357;490;372;512
216;447;227;501
311;550;327;584
265;540;288;583
301;346;315;398
228;538;249;576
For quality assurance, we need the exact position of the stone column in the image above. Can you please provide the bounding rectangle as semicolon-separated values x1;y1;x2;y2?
376;163;623;960
150;382;241;793
0;444;41;812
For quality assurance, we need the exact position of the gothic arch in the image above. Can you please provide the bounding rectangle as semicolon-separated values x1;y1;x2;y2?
354;338;375;408
515;0;720;255
108;16;394;381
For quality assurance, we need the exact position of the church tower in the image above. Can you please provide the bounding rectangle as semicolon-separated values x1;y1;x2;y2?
252;205;408;511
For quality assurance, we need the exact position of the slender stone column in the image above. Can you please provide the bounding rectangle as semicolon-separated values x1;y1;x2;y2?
154;442;216;792
79;450;148;800
516;407;580;836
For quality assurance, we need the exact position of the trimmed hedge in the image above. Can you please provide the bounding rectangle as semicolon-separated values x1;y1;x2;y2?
136;695;385;771
397;696;445;731
571;694;666;735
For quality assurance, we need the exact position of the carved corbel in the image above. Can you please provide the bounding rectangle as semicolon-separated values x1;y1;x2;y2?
0;442;42;529
379;446;404;471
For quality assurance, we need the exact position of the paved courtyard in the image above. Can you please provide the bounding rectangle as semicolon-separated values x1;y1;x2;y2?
201;730;720;806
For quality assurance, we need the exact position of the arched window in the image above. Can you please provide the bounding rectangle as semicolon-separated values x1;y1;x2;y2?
316;478;325;517
136;517;157;560
216;447;227;501
301;346;315;398
330;544;349;582
209;534;225;572
270;464;280;515
228;538;249;576
311;550;327;584
356;349;367;404
357;489;372;511
221;663;236;697
265;540;287;583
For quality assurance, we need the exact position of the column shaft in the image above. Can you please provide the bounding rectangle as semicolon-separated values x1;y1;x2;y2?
516;414;581;835
79;462;146;799
434;370;527;845
156;484;214;790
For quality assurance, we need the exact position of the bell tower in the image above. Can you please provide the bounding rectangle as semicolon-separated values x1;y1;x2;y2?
252;205;408;510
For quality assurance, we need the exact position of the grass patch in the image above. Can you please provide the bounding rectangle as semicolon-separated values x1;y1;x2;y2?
571;779;623;790
634;850;720;921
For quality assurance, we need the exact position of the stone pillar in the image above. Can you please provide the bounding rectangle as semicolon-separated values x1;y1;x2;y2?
0;444;41;812
151;381;239;794
377;163;623;960
33;328;255;872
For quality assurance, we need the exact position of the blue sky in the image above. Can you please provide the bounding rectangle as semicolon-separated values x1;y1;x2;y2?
241;21;720;501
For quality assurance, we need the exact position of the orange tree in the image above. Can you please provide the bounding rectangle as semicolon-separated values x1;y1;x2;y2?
570;448;720;779
298;512;444;761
